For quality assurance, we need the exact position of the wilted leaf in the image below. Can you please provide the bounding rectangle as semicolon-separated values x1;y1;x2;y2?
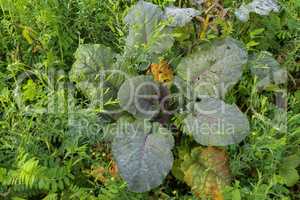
109;161;119;178
181;147;231;200
184;98;250;146
118;75;161;119
91;166;107;183
148;60;174;83
164;7;201;27
235;0;280;22
249;51;287;89
177;38;248;99
112;120;174;192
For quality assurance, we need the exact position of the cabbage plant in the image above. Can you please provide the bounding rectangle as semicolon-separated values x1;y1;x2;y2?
69;0;282;196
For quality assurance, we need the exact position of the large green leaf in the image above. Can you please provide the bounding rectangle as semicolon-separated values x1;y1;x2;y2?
124;1;174;58
118;75;161;119
249;51;287;89
69;44;118;105
124;1;202;67
235;0;280;22
164;7;201;27
112;120;174;192
184;98;250;146
177;38;248;99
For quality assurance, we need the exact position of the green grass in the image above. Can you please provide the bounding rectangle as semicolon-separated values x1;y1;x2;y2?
0;0;299;199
